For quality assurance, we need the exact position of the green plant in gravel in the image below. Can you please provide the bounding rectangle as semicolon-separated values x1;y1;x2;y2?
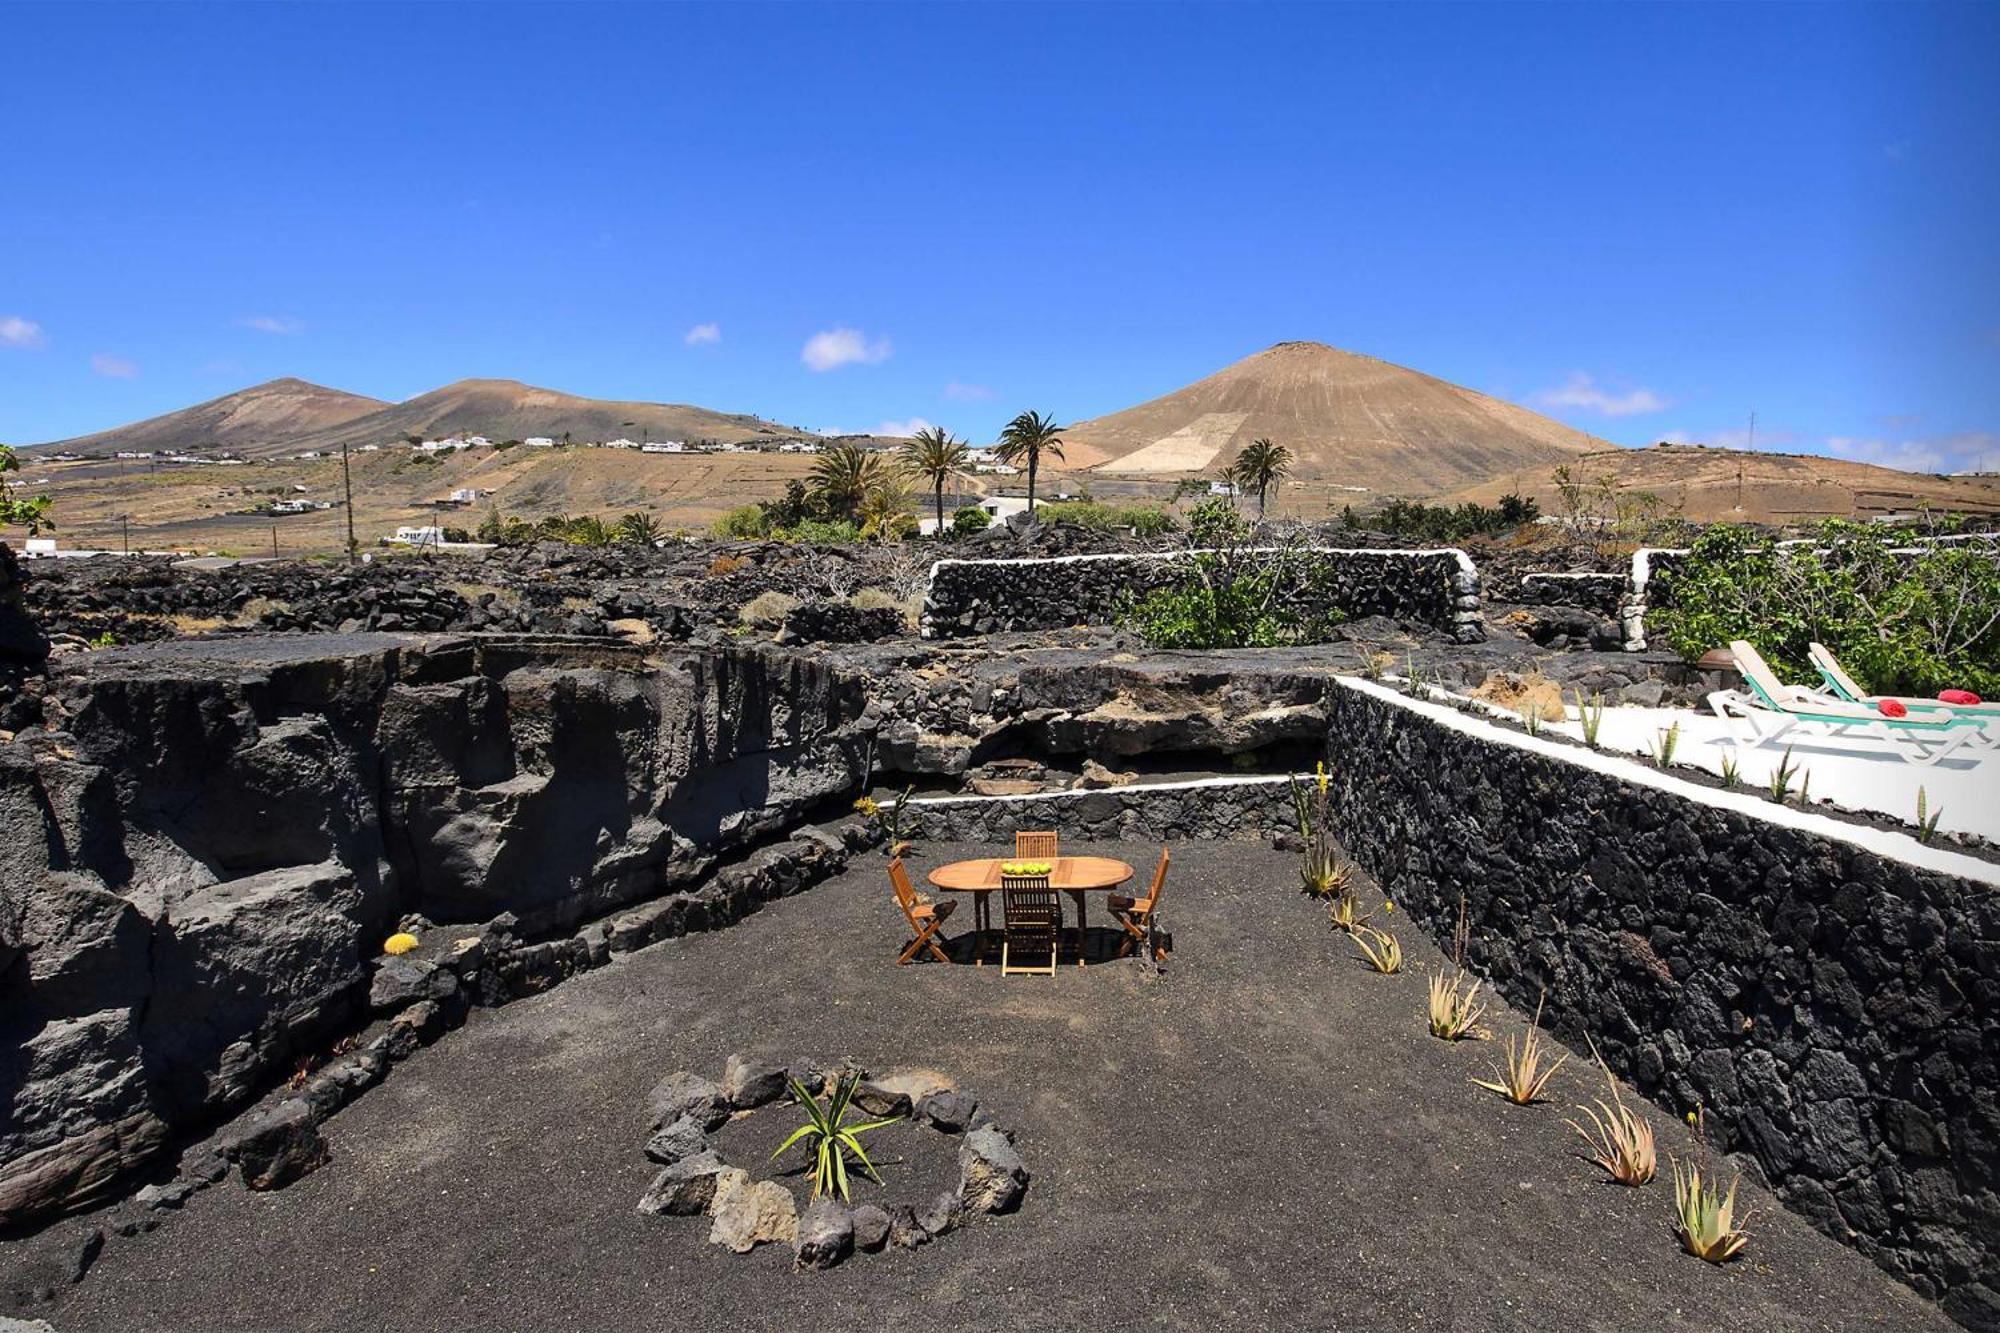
1671;1106;1751;1264
1652;519;2000;698
1650;720;1681;769
1767;745;1801;803
1916;786;1943;844
1124;529;1346;650
1522;702;1546;737
1573;690;1605;748
1718;752;1741;787
1426;969;1486;1041
773;1072;898;1203
1290;766;1357;914
1401;654;1430;699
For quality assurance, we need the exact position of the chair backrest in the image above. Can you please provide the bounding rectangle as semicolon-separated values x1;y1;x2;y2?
1000;877;1058;937
1014;830;1060;860
888;859;920;920
1728;640;1794;709
1141;847;1170;911
1809;642;1868;701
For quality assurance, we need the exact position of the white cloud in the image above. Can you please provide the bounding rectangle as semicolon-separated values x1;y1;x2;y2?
1532;372;1669;418
942;381;993;402
801;327;892;372
0;315;46;349
684;322;721;346
238;315;304;335
1826;431;2000;475
91;353;137;379
872;417;935;439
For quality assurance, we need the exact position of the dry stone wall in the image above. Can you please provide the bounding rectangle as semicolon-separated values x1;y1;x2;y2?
921;548;1483;643
1319;678;2000;1329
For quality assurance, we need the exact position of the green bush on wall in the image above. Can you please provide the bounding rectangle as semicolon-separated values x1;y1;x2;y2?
1652;521;2000;697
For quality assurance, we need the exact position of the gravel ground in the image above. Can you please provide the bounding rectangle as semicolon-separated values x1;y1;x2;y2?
10;840;1952;1332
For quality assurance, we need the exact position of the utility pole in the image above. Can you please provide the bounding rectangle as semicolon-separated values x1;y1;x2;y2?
120;514;130;556
341;440;358;563
271;523;279;559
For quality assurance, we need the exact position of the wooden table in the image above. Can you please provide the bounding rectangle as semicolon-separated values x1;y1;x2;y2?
926;855;1136;967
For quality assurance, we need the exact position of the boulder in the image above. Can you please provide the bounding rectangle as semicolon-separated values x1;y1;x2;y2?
370;953;460;1016
721;1054;787;1110
916;1089;978;1134
708;1179;798;1253
223;1100;327;1191
647;1071;729;1131
958;1126;1029;1213
850;1080;912;1119
887;1202;929;1250
636;1152;732;1217
794;1197;854;1270
642;1115;711;1166
851;1203;892;1253
915;1190;959;1238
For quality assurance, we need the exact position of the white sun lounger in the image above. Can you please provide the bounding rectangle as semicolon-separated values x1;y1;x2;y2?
1707;640;1986;767
1806;642;2000;745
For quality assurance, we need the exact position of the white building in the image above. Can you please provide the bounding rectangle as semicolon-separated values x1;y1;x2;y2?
640;440;686;454
778;440;822;454
448;487;485;504
916;494;1037;536
525;437;555;448
359;443;382;452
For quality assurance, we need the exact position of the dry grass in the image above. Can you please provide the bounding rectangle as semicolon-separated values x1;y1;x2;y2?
447;581;524;612
1470;993;1569;1104
1470;670;1566;725
739;590;800;628
166;613;227;635
1564;1042;1657;1186
1426;970;1486;1041
231;596;292;626
709;554;748;576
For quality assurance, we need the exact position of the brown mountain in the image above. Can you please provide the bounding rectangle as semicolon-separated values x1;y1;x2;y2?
34;378;388;455
34;377;822;460
280;378;816;455
1057;341;1607;495
1448;442;2000;524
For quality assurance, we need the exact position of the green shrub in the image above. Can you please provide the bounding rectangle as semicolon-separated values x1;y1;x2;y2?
786;518;860;544
713;505;770;539
951;505;991;535
1035;500;1178;537
1123;546;1347;649
1186;498;1249;547
1653;521;2000;696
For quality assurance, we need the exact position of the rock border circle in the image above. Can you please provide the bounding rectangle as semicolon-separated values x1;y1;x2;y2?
634;1054;1030;1270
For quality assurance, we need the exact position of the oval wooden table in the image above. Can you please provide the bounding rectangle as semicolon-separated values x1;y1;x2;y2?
926;855;1135;967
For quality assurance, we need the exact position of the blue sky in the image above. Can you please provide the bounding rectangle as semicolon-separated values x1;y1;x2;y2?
3;1;1996;471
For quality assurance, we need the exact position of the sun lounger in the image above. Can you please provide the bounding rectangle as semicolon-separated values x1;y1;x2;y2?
1707;641;1986;767
1807;643;2000;744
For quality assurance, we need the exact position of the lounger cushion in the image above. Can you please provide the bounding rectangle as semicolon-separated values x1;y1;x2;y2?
1878;699;1908;718
1940;689;1982;705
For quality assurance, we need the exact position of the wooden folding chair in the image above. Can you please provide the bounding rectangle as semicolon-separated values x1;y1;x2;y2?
1014;829;1060;860
1108;848;1170;961
999;873;1061;976
890;858;956;965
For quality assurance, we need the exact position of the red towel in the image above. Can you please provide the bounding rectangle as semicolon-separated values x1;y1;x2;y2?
1877;699;1908;718
1939;689;1982;706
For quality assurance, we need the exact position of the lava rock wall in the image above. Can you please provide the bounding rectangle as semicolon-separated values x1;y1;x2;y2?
921;548;1483;642
909;777;1295;845
0;633;870;1228
1320;680;2000;1329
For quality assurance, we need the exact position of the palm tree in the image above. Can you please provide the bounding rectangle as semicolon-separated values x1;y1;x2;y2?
857;475;915;543
899;427;971;537
810;443;883;521
1232;438;1293;518
995;410;1066;517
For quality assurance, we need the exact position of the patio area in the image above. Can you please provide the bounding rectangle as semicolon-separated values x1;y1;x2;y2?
15;837;1952;1332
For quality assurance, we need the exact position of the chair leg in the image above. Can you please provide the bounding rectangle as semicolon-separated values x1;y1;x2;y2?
898;916;950;965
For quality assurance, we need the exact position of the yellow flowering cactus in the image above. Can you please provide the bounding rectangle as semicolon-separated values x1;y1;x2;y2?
383;932;420;956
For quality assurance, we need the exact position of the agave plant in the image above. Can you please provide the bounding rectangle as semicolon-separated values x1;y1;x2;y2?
772;1073;898;1202
1426;969;1486;1041
1352;925;1402;974
1470;993;1568;1105
1670;1105;1751;1262
1565;1041;1656;1187
1573;689;1606;748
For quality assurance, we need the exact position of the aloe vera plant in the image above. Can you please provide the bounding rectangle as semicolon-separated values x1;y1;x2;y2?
1573;690;1605;748
773;1073;898;1202
1767;745;1800;803
1650;720;1681;769
1916;786;1943;844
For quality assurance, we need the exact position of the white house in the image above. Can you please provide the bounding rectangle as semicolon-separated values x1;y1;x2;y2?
603;438;639;450
1207;479;1239;497
448;487;485;504
778;440;823;454
916;493;1037;536
640;440;685;454
359;443;382;452
390;525;445;546
524;437;555;448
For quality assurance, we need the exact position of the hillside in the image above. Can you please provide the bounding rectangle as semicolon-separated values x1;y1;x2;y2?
31;378;388;456
1447;442;2000;524
30;377;827;460
1057;341;1605;495
280;379;819;456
